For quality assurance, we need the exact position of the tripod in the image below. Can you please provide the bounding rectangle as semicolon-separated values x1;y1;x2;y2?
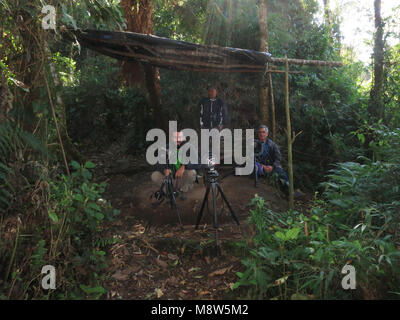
161;175;183;228
151;148;184;229
195;167;240;254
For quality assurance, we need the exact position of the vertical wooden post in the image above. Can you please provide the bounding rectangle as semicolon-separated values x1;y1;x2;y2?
268;72;276;139
258;0;270;126
44;75;70;176
285;56;294;209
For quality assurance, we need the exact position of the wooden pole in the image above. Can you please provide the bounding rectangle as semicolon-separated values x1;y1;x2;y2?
285;56;294;209
258;0;270;126
268;72;276;140
44;75;70;176
270;57;342;67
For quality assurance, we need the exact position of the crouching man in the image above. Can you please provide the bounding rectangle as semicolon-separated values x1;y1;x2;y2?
255;125;291;196
151;131;200;199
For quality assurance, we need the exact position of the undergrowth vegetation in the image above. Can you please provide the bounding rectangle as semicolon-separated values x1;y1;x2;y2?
0;161;119;299
234;127;400;299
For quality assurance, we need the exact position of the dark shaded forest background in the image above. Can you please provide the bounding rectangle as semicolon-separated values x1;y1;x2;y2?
1;0;399;299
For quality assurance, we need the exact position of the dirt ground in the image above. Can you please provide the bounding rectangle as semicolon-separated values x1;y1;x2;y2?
97;165;308;300
108;168;289;226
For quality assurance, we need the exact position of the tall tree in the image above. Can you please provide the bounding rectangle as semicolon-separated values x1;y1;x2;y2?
258;0;270;126
121;0;164;129
323;0;333;37
368;0;384;119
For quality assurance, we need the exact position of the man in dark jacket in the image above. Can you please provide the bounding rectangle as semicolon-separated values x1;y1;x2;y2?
255;125;290;195
199;85;228;130
151;131;201;198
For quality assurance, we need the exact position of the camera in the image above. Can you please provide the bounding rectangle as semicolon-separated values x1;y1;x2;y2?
204;152;218;172
199;152;219;183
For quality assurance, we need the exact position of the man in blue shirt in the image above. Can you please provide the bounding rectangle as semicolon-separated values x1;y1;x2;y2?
255;125;290;196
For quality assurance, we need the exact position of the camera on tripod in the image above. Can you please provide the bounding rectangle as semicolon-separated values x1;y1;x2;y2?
150;146;183;228
196;151;239;255
204;153;217;171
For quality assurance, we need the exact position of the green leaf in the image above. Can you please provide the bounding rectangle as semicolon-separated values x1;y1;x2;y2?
357;133;365;144
95;212;104;220
73;193;84;201
258;247;279;262
274;231;286;241
70;161;81;170
286;227;300;240
84;161;96;169
88;202;101;211
48;210;59;223
232;282;241;290
172;259;179;266
79;284;107;295
291;293;309;300
82;169;92;180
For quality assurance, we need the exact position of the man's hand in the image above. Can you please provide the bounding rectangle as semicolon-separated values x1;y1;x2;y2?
263;165;273;173
175;165;185;179
164;169;171;176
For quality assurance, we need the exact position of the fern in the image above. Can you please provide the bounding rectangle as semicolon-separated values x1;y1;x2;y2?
0;122;16;211
0;121;49;212
94;237;122;248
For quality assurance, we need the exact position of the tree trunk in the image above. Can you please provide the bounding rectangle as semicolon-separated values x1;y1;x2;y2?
33;44;85;167
121;0;164;129
258;0;270;127
323;0;333;37
368;0;384;120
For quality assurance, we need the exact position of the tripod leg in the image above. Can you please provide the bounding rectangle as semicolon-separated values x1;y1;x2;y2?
211;183;218;230
216;184;240;225
195;185;210;229
255;161;258;188
211;182;220;254
168;179;183;228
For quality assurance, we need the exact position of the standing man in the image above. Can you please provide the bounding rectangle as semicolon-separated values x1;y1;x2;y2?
199;85;228;130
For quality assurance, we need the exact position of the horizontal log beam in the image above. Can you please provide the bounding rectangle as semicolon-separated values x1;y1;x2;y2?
270;57;343;67
65;29;344;72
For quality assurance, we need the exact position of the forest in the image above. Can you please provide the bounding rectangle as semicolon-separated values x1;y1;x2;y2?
0;0;399;301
